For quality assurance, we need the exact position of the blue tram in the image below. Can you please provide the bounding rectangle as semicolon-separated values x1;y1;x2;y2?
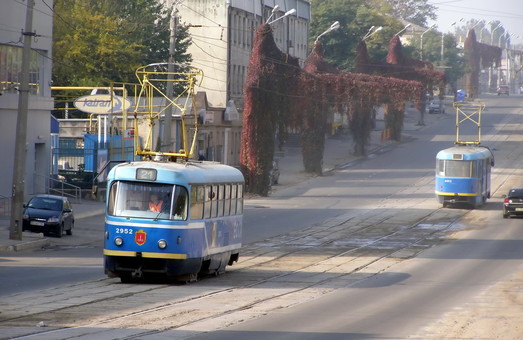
103;160;245;282
435;145;494;207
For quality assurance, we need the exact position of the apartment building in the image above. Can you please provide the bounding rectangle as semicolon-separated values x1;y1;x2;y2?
0;1;54;199
178;0;311;110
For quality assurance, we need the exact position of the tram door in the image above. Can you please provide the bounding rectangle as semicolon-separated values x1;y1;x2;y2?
477;159;484;200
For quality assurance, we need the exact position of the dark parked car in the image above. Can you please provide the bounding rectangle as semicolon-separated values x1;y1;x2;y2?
22;194;74;237
269;160;280;186
502;188;523;218
497;85;509;96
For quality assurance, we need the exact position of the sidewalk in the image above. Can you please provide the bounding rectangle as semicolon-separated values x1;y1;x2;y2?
0;106;442;252
0;199;105;252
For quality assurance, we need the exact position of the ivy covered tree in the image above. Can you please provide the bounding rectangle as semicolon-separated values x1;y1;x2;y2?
240;24;300;196
463;29;502;98
406;31;465;95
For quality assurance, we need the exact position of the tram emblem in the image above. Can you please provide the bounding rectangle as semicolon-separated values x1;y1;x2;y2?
135;230;147;245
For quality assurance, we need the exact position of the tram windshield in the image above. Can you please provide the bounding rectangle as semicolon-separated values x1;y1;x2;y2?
107;181;188;220
437;160;476;178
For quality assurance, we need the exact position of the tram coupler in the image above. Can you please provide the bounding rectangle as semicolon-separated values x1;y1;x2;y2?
131;267;143;279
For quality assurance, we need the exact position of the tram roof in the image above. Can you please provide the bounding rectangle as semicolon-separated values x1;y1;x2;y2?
108;160;245;184
436;145;493;160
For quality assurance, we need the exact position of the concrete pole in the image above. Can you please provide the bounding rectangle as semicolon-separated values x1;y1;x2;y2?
440;32;444;65
9;0;34;240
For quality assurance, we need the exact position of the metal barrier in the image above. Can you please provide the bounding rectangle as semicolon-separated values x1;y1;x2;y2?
33;173;82;202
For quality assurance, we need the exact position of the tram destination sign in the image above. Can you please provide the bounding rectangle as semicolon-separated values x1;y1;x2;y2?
74;94;132;114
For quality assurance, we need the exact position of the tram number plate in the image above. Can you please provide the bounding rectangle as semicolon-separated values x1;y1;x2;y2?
31;221;45;226
116;228;134;234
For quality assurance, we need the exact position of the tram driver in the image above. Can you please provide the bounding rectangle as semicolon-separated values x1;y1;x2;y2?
148;193;164;212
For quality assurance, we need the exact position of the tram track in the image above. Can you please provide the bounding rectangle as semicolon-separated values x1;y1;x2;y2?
2;144;492;339
1;204;469;340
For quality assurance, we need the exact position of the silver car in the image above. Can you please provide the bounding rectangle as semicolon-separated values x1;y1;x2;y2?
428;99;445;114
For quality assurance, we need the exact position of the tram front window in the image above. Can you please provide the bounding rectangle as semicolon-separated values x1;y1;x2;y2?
441;160;474;178
108;181;188;220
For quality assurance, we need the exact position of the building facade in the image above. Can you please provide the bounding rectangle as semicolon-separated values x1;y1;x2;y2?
178;0;311;110
0;1;54;199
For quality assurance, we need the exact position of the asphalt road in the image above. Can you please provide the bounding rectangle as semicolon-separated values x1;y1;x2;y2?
187;94;523;339
1;95;522;340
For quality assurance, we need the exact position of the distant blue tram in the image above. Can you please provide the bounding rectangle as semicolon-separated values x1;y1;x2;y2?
435;145;494;207
103;160;245;282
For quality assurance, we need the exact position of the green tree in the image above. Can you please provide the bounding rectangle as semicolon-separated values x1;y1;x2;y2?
380;0;436;27
310;0;404;71
407;31;465;94
53;1;143;86
53;0;192;87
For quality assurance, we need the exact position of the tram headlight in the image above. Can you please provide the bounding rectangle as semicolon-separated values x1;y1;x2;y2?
114;237;124;246
158;239;167;249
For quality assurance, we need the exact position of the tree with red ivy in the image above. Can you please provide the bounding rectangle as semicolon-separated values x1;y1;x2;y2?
463;29;502;98
240;24;301;196
242;25;431;195
382;35;445;137
303;40;424;168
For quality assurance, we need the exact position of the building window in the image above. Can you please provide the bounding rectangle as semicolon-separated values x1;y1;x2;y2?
0;44;44;95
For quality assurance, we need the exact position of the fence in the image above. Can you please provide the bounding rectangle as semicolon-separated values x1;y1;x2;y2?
33;173;82;202
0;194;10;218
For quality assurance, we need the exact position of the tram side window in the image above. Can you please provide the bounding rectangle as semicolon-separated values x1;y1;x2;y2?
172;186;188;220
224;184;231;216
437;160;445;176
217;184;225;217
108;182;118;215
204;186;213;219
190;185;204;220
230;184;237;215
237;184;244;214
211;185;219;218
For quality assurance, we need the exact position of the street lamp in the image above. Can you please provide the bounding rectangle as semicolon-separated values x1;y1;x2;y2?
315;21;340;43
420;24;436;60
489;23;502;90
441;21;457;65
479;20;491;42
265;5;280;24
395;23;411;36
490;23;503;45
363;25;375;40
267;8;296;25
362;26;382;41
470;19;484;30
497;30;509;47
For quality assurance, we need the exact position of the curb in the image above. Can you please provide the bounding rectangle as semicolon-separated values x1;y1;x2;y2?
0;233;51;252
0;208;105;253
75;208;105;220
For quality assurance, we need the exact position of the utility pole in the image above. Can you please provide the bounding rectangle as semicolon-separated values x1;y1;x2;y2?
9;0;35;240
162;3;178;152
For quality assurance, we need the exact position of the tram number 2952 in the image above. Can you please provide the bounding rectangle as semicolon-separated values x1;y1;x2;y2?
115;228;134;235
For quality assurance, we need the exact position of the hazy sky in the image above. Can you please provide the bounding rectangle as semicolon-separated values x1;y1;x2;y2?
428;0;523;46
